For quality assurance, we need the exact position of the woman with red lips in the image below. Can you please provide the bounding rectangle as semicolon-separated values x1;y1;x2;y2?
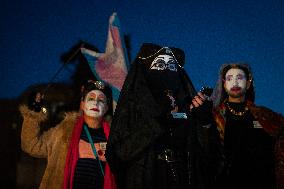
193;63;284;189
20;80;116;189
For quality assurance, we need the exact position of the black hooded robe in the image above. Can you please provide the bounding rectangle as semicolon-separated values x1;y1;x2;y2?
106;43;214;189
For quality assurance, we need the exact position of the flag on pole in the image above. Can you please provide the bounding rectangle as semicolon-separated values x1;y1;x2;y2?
81;12;129;112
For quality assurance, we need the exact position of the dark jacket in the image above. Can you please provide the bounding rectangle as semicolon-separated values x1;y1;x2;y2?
212;101;284;189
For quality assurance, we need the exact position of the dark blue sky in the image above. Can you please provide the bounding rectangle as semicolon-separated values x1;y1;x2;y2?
1;0;283;114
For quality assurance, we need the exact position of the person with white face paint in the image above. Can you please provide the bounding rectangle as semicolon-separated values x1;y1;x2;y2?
223;68;249;102
193;63;284;189
82;90;108;118
20;80;117;189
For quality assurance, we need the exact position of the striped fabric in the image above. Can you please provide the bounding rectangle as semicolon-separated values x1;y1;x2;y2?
73;127;107;189
81;12;129;113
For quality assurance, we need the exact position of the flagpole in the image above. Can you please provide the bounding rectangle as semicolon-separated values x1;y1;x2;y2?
42;44;84;96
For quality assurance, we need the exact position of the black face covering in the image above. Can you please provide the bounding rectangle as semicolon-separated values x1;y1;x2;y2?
138;46;185;112
148;70;182;114
147;59;182;102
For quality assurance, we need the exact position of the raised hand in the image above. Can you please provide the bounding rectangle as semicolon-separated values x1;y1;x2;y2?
190;86;213;110
28;92;45;112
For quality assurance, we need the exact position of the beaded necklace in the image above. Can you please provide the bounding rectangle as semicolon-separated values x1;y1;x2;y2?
225;100;249;116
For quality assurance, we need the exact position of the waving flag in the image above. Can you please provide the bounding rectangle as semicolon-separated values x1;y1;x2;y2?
81;12;129;112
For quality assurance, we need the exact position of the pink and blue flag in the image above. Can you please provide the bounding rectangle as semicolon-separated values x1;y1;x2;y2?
81;12;129;112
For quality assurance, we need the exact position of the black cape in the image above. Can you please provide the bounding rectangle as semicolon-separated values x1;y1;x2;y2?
106;43;213;189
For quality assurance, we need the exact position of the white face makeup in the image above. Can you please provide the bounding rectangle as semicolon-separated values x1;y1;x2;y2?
83;90;108;118
224;68;247;98
150;54;177;72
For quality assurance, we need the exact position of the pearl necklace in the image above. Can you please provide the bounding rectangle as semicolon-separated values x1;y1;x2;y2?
225;102;249;116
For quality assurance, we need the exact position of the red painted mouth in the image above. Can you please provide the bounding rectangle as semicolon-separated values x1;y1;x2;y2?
231;87;241;92
91;108;99;112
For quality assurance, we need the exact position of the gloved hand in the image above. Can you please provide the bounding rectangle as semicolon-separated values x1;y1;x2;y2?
28;92;44;112
190;92;213;125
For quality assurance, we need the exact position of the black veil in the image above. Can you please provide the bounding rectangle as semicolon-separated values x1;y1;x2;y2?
106;43;197;188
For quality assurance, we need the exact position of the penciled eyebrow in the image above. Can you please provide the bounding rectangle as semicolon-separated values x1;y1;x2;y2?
156;55;174;59
226;74;245;80
237;74;245;77
226;75;233;78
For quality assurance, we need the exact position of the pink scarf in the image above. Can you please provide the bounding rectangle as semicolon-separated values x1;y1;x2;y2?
63;116;117;189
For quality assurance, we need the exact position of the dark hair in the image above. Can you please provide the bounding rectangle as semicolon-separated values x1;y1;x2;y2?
81;80;107;98
222;64;251;81
221;63;255;102
81;80;113;116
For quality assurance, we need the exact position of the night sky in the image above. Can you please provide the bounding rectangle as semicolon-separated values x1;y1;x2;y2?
1;0;283;114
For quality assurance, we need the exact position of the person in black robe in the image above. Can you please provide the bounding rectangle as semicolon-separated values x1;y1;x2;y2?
105;43;215;189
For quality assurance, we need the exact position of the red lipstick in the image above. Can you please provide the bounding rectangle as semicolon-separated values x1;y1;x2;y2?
231;87;241;92
91;108;99;112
